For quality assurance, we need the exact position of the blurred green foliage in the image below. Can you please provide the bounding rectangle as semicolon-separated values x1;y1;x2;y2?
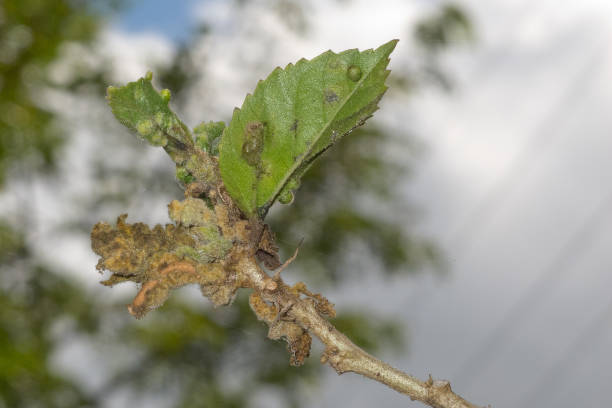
0;1;102;404
0;1;471;407
0;0;101;185
415;4;473;51
0;218;103;406
414;3;474;90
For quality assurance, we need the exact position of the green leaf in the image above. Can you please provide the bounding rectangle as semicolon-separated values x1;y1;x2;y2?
194;121;225;156
219;40;398;218
107;72;192;150
107;73;220;185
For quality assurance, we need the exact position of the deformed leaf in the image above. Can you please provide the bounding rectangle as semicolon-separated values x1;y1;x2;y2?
107;73;220;184
91;208;236;318
167;197;233;263
249;293;312;366
91;214;192;285
219;40;398;218
106;72;192;149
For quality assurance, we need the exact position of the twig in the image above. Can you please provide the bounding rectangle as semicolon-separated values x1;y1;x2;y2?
239;257;484;408
272;238;303;281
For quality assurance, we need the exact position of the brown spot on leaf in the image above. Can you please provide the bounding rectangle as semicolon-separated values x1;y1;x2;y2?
324;89;338;103
241;121;265;166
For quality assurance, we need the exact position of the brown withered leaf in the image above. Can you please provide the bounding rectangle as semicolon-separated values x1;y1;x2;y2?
199;262;240;307
91;214;193;284
91;214;238;318
249;293;312;366
290;282;336;318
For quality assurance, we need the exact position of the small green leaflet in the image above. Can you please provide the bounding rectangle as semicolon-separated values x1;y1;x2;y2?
106;73;221;185
106;72;193;150
194;121;225;156
219;40;398;219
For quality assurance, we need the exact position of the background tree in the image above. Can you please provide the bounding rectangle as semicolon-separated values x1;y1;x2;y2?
0;1;472;406
0;1;109;406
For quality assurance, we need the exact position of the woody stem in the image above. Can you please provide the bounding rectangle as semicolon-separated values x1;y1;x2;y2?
238;256;483;408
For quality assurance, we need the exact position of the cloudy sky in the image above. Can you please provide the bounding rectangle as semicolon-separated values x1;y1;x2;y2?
32;0;612;407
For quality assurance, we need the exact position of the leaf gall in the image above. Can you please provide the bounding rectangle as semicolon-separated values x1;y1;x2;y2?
347;65;362;82
278;189;294;205
160;88;171;103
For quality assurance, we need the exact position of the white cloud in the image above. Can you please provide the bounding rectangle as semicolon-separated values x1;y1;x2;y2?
98;28;175;82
